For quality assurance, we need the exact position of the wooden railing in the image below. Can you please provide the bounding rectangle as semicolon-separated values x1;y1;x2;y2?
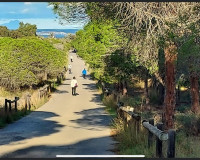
5;97;19;112
24;93;31;111
117;106;176;158
38;84;50;98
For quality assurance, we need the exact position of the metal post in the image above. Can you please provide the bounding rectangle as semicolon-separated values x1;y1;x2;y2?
167;129;176;158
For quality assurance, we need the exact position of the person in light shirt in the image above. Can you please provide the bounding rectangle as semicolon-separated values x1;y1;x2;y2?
68;64;72;74
70;55;73;62
71;76;78;96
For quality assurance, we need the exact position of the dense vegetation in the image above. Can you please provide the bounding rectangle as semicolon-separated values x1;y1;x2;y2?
0;22;37;38
0;37;67;90
51;2;200;157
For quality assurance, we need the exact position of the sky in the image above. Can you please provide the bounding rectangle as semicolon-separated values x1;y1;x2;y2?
0;2;85;29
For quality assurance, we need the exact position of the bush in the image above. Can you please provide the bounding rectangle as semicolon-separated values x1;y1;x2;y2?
176;112;200;136
149;88;160;105
120;96;143;109
0;37;67;90
176;105;189;113
103;94;117;109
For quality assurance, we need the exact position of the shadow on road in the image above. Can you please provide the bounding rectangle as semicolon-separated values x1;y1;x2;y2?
71;107;112;129
82;83;97;91
1;136;115;158
0;111;64;146
54;89;69;94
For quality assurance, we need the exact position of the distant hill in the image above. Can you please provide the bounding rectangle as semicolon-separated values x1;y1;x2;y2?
1;20;20;30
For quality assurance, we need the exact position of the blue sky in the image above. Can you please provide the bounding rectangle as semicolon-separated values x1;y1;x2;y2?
0;2;85;29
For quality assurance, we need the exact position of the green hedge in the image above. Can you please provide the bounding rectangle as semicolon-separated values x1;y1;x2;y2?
0;37;67;90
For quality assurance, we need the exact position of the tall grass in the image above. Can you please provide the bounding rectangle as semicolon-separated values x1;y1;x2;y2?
104;92;200;158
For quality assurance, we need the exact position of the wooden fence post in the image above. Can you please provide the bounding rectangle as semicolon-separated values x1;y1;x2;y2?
28;95;31;110
14;97;18;112
148;119;154;148
167;129;176;158
8;100;11;112
156;122;163;158
25;95;27;111
5;99;8;112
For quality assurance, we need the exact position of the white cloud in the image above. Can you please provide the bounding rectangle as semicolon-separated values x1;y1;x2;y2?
18;18;84;29
21;8;29;13
0;19;11;25
0;18;85;29
24;2;32;5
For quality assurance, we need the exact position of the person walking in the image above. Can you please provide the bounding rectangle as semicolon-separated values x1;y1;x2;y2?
71;76;78;96
68;64;72;74
70;55;73;62
82;68;87;79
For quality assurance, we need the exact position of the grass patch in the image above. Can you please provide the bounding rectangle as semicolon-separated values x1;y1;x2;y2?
0;109;31;128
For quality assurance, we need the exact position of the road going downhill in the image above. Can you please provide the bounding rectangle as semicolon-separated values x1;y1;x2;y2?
0;50;115;158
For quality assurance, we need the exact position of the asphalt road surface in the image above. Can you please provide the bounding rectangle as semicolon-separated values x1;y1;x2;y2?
0;50;115;158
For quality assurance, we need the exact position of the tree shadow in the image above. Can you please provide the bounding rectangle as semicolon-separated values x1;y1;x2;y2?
0;111;64;146
60;83;70;86
54;89;69;94
1;136;115;158
79;75;91;79
90;94;102;103
82;83;97;90
71;107;112;130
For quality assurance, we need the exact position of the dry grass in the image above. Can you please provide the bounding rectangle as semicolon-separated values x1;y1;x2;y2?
105;91;200;158
0;86;51;128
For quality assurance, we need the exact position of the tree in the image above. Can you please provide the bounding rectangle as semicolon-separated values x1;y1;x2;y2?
0;26;9;37
107;2;200;129
0;37;66;90
178;29;200;113
17;22;37;37
50;2;200;129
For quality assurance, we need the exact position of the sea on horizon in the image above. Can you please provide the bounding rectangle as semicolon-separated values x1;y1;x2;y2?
36;29;80;38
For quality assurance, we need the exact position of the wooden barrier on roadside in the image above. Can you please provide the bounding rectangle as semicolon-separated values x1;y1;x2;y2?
38;84;50;98
117;106;176;158
24;93;31;111
5;97;20;112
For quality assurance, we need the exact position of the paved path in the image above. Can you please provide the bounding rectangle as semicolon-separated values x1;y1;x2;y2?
0;51;115;158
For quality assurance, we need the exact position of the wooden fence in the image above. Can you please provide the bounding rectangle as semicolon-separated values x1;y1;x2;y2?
5;97;19;112
38;84;50;99
3;71;66;113
117;106;176;158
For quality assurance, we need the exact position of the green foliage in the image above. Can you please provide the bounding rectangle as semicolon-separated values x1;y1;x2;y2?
178;34;200;77
72;20;126;82
0;37;66;90
176;105;189;113
148;88;161;105
176;112;200;136
0;22;37;39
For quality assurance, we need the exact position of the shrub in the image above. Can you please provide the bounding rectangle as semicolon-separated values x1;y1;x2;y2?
0;37;67;90
149;88;160;105
176;112;200;136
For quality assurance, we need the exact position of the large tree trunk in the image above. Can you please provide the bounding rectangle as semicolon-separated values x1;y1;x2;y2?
163;44;177;130
190;74;199;113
